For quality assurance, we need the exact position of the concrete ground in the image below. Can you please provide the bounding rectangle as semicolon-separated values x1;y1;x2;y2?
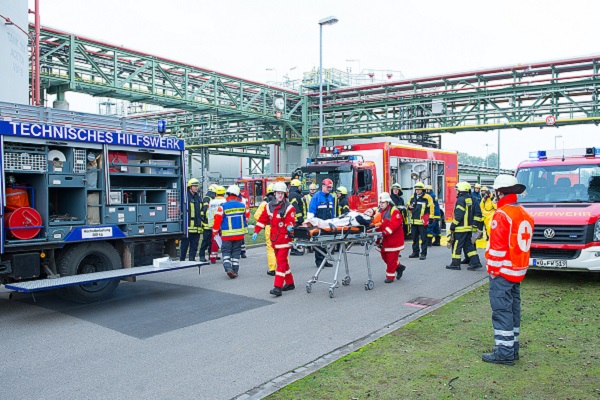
0;242;488;400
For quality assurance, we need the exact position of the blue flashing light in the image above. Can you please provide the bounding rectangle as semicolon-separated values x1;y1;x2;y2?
537;150;547;159
157;120;166;134
333;147;340;155
347;155;358;161
528;151;538;158
306;158;312;164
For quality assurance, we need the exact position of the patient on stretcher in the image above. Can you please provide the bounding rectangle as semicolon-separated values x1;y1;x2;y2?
304;208;376;229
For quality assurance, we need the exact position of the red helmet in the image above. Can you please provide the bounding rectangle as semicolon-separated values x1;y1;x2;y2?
322;178;334;187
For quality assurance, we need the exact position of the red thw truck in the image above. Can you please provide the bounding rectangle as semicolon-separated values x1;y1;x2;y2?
300;142;459;223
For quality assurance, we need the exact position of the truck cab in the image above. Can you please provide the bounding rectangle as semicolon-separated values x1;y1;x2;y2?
301;154;378;212
516;147;600;271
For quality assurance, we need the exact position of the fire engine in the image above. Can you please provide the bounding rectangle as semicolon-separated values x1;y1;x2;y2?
516;147;600;271
236;175;291;207
300;142;459;222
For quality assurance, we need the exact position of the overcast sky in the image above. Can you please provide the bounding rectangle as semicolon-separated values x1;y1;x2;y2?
28;0;600;169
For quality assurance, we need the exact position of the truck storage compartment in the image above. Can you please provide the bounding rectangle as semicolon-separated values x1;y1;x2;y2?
138;205;166;222
8;253;41;280
155;222;182;234
48;187;86;225
48;174;85;187
105;205;137;224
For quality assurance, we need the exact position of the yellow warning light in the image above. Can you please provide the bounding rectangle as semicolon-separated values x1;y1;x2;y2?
40;252;46;259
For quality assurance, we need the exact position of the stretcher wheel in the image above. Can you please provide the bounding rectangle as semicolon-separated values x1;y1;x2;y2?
329;288;335;298
306;283;312;293
342;276;351;286
365;280;374;290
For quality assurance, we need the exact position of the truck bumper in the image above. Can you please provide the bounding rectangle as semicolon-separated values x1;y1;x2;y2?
530;245;600;271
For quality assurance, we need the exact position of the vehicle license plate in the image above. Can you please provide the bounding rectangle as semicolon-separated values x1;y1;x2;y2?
533;259;567;268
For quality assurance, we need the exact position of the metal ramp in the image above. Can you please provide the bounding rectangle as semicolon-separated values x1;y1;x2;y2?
5;261;204;293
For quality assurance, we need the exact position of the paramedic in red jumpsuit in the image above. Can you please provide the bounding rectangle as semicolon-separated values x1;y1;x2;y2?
377;192;405;283
252;182;296;297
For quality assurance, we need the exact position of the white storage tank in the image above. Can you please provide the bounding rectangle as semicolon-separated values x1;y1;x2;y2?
0;0;29;104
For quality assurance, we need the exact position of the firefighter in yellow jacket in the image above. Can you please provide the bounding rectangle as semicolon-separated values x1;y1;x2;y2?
480;186;497;241
254;183;277;275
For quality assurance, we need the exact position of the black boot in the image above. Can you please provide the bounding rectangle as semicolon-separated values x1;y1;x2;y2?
446;261;461;270
408;253;419;258
282;283;295;291
460;258;470;265
266;270;276;276
270;287;282;296
433;235;441;246
467;263;483;271
482;351;514;366
427;237;433;247
384;278;394;283
419;254;426;260
396;264;406;280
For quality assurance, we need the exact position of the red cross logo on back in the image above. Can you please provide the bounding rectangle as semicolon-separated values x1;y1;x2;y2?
517;220;533;251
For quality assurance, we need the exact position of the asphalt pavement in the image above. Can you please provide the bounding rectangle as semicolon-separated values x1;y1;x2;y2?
0;242;488;400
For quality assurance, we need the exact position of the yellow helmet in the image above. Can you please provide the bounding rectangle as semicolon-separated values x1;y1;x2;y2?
425;184;433;191
391;183;402;190
290;179;302;187
215;185;226;195
336;186;348;195
455;181;471;192
266;183;275;194
474;183;482;189
309;183;318;190
208;183;217;192
187;178;200;187
414;182;426;190
481;186;489;192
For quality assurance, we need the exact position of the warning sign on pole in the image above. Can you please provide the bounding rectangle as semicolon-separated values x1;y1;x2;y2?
275;111;282;119
545;115;556;126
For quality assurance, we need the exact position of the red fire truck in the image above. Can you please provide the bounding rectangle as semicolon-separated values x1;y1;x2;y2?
236;175;291;207
515;147;600;272
300;142;459;223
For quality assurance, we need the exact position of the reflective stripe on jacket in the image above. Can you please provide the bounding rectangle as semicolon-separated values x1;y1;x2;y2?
485;195;534;283
408;193;434;225
188;191;202;233
450;193;474;233
214;197;248;240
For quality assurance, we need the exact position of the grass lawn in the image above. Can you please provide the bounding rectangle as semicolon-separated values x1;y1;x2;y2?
267;270;600;399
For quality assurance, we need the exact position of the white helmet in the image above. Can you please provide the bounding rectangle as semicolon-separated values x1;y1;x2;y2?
226;185;241;197
379;192;394;205
272;182;288;193
493;174;526;194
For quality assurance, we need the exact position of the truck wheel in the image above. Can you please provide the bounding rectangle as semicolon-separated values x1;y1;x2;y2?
56;242;122;303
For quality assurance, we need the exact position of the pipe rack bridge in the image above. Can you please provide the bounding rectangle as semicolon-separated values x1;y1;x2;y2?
32;25;600;151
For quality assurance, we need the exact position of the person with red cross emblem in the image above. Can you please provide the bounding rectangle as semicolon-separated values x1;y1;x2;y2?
482;174;534;366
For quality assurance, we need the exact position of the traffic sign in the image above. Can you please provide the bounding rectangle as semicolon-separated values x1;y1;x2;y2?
546;115;556;126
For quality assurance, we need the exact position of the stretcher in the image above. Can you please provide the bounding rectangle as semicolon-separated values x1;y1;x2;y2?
293;225;381;298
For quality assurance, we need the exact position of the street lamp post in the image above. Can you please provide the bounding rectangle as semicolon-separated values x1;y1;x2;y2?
319;16;339;153
485;144;490;167
555;135;563;149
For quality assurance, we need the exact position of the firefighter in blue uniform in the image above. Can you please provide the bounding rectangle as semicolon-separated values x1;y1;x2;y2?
307;178;335;267
426;184;442;246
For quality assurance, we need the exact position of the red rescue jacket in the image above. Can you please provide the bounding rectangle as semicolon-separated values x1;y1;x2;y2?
485;194;534;283
254;200;296;249
378;205;405;252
